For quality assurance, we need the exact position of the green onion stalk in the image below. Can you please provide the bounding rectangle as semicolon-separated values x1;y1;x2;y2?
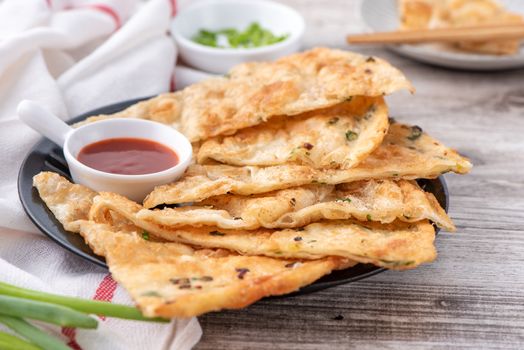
0;315;71;350
0;330;41;350
0;282;167;322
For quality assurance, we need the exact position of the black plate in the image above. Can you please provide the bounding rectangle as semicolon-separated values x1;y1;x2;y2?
18;97;448;295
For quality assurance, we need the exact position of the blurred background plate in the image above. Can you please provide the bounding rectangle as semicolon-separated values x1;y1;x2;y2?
360;0;524;70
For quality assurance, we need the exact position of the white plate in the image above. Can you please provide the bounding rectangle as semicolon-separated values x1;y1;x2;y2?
360;0;524;70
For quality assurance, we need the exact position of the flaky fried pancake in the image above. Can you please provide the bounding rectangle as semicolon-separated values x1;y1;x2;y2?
133;180;454;231
33;172;349;318
197;96;389;169
399;0;524;55
79;221;343;318
89;192;436;270
81;48;412;142
32;172;97;232
144;122;472;207
33;173;436;270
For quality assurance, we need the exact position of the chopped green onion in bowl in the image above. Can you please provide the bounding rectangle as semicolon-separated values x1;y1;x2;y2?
192;22;289;49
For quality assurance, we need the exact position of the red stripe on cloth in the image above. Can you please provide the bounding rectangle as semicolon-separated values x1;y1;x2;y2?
92;274;118;320
65;3;121;29
93;274;118;301
61;327;83;350
58;275;116;348
85;4;122;29
170;0;177;17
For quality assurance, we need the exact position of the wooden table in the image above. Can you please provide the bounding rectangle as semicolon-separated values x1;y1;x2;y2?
196;1;524;349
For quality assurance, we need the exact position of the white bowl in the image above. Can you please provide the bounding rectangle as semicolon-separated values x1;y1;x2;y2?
18;100;192;203
360;0;524;71
64;119;192;202
171;0;305;74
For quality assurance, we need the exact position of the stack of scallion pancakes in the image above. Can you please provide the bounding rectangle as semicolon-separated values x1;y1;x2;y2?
34;48;472;318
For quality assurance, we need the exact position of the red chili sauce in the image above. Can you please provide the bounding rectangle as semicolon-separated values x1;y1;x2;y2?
77;138;178;175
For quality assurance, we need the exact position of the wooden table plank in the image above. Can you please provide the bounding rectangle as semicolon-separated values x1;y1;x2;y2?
195;1;524;348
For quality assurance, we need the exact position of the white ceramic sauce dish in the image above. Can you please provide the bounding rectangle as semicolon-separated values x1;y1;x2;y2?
171;0;305;74
18;100;192;202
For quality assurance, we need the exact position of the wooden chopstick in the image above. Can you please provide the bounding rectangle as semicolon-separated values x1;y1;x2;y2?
347;24;524;45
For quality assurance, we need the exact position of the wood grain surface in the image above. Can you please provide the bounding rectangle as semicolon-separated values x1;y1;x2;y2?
195;1;524;349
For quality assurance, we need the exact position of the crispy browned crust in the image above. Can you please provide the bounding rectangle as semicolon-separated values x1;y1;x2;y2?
197;96;389;169
144;122;472;207
127;256;342;318
135;179;455;231
33;172;349;318
150;262;338;318
77;221;345;318
81;48;412;142
90;192;437;269
32;172;97;232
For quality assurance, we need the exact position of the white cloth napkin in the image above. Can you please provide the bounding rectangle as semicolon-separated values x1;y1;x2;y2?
0;0;203;348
